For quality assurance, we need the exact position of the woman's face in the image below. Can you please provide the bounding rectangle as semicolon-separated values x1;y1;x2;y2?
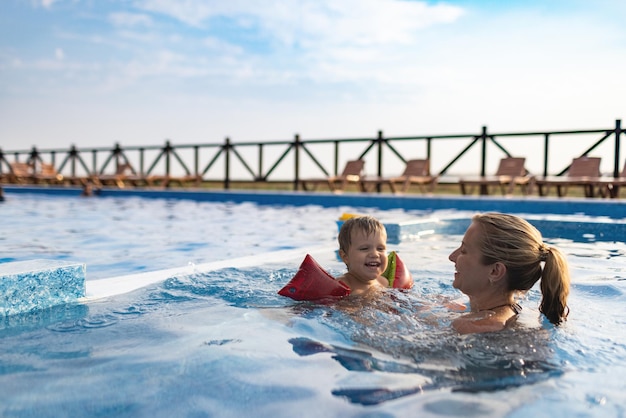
448;221;493;296
340;228;388;283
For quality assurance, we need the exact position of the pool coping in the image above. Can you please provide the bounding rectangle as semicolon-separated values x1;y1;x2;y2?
3;184;625;219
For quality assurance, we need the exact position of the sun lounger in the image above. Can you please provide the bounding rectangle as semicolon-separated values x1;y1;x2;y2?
459;157;532;195
597;160;626;198
361;159;437;193
6;162;34;184
96;163;147;188
31;162;65;185
535;156;602;197
300;159;366;192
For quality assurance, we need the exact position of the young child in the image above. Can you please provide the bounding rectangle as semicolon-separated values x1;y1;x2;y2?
336;215;389;296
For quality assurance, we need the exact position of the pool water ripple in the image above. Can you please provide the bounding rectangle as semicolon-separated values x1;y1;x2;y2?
1;193;626;416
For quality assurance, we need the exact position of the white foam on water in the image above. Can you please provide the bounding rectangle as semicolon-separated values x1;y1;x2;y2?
83;245;336;301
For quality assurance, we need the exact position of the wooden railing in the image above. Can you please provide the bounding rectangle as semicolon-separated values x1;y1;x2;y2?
0;119;623;193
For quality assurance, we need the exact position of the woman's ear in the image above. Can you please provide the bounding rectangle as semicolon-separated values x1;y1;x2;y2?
489;261;507;283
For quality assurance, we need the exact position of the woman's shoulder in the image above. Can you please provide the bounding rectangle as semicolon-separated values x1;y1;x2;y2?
452;309;518;334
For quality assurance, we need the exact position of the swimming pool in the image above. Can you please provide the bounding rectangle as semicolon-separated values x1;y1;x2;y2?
1;187;626;417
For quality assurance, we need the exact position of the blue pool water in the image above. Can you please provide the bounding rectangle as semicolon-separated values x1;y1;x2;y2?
1;190;626;417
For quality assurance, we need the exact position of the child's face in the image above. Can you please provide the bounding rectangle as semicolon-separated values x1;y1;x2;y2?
341;228;388;282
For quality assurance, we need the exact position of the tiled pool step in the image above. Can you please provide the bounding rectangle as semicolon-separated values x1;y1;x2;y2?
0;260;85;316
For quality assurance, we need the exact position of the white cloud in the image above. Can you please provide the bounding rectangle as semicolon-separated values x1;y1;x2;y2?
202;37;244;56
135;0;464;43
1;0;625;153
160;1;462;87
109;12;154;28
41;0;57;8
48;0;463;94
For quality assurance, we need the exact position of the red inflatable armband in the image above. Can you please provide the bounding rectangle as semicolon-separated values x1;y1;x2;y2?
278;254;351;301
382;251;413;289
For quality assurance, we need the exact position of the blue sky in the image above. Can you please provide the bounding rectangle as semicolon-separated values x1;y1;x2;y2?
1;0;625;152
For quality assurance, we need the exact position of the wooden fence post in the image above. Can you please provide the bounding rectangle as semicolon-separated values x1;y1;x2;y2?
294;134;300;191
224;137;231;189
376;130;384;193
614;119;622;178
479;126;488;195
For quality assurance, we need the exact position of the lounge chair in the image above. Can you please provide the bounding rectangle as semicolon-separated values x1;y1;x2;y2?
31;162;64;185
300;159;365;192
8;160;90;187
7;162;34;184
96;163;146;188
459;157;532;195
597;160;626;198
535;156;602;197
361;159;437;193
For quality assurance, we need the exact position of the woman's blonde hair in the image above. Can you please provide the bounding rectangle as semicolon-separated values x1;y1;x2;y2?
338;215;386;253
473;212;570;325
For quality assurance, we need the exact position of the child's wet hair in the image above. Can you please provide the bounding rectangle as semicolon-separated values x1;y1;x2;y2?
338;215;387;252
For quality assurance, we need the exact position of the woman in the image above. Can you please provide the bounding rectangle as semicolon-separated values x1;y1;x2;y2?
449;212;570;334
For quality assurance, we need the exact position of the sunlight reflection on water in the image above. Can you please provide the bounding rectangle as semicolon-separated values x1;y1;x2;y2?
1;193;625;417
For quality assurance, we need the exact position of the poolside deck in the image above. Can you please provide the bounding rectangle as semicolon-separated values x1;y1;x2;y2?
1;177;620;198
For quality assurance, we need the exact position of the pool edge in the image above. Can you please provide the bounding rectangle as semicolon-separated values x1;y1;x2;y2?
3;185;625;219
